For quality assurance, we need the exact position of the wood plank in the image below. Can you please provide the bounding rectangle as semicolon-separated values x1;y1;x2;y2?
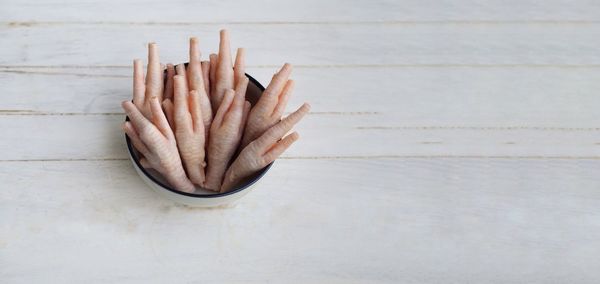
1;159;600;282
1;0;599;22
2;24;600;67
2;66;600;127
4;0;600;282
1;114;599;161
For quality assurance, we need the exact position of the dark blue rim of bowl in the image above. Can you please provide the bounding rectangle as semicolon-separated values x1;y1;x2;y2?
125;72;274;198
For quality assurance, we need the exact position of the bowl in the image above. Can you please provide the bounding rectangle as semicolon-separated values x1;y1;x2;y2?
125;72;273;207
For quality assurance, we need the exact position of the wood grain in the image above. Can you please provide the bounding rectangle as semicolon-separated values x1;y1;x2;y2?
2;24;600;67
1;159;600;282
1;66;600;128
1;114;599;161
2;0;600;282
2;0;600;22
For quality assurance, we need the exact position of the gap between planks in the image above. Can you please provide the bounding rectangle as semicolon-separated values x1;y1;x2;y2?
1;111;597;133
2;155;600;163
0;111;379;116
4;20;600;27
0;111;597;133
356;126;600;132
4;64;600;70
3;64;600;79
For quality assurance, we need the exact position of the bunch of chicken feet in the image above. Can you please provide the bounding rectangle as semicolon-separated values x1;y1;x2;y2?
122;29;309;194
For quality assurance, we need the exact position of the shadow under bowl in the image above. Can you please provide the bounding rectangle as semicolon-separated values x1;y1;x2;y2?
125;72;272;207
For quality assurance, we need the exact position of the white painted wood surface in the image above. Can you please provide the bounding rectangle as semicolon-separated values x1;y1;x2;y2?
1;1;600;283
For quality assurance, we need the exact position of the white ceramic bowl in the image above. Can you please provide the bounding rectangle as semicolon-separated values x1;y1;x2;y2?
125;73;273;207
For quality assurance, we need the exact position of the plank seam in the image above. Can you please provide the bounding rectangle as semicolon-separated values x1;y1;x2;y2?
4;64;600;69
4;20;600;27
0;111;379;116
356;126;600;131
2;155;600;162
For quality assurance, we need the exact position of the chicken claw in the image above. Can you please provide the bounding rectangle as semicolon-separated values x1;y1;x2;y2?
204;78;250;191
133;43;164;120
167;74;207;186
221;103;310;192
186;37;213;137
209;29;246;112
122;98;195;193
241;63;293;148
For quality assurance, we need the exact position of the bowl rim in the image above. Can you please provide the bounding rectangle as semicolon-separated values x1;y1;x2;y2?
125;72;274;198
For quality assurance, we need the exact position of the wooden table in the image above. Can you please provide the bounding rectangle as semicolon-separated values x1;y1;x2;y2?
1;1;600;282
